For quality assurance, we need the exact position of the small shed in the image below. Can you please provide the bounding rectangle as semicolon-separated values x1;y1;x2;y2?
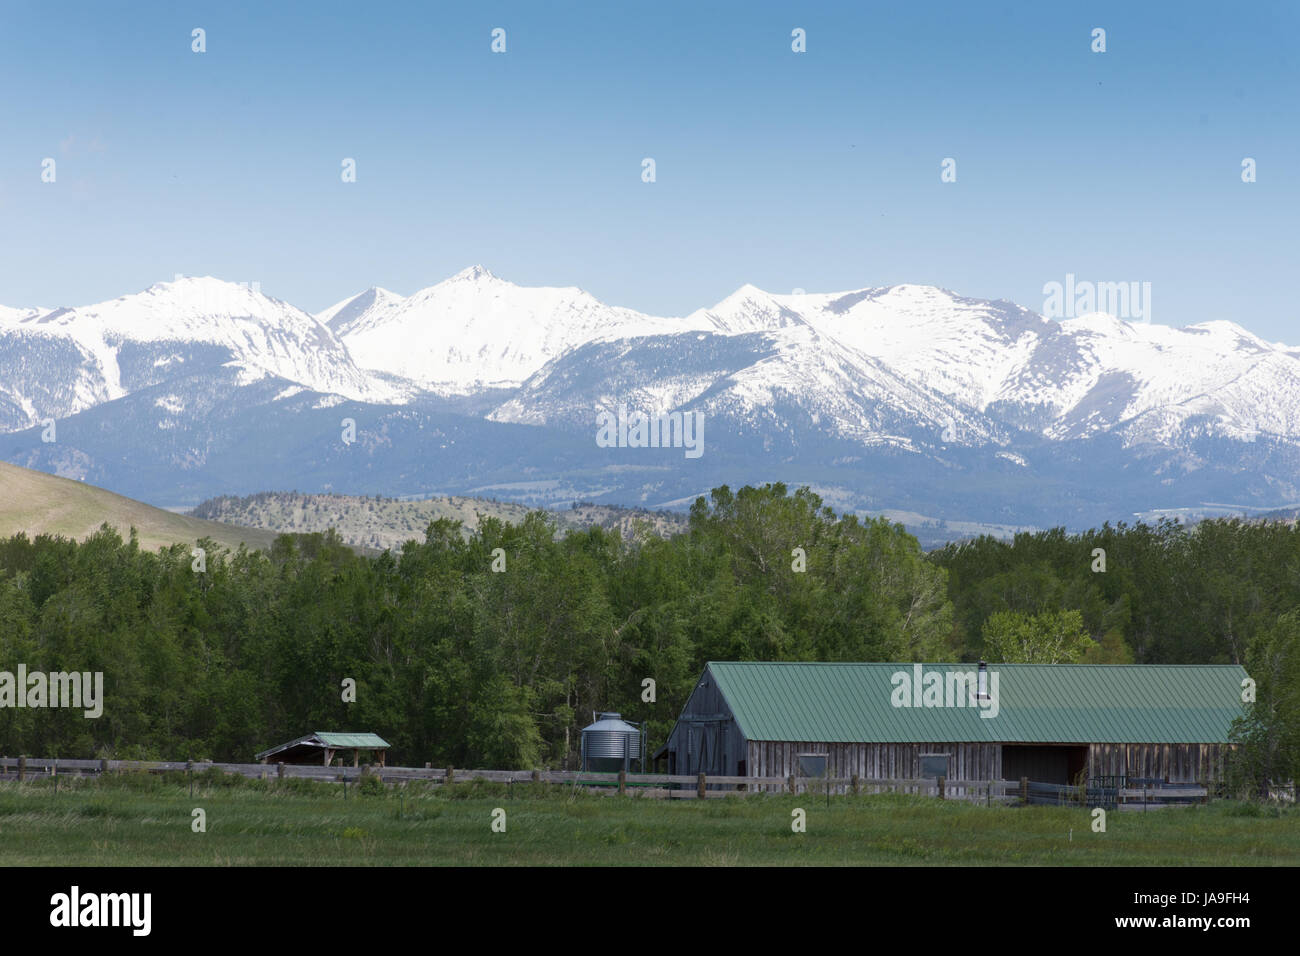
255;731;391;767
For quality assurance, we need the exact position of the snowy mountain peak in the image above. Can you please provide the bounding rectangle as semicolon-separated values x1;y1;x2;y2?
122;276;318;330
150;274;228;291
318;286;407;333
447;264;500;283
1059;311;1142;337
883;282;952;298
688;283;810;334
1183;319;1268;349
148;274;264;301
0;305;45;326
326;267;692;392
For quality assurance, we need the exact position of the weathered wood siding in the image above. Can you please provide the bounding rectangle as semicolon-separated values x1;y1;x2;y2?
746;740;1002;793
661;673;746;777
1087;743;1231;783
739;742;1232;786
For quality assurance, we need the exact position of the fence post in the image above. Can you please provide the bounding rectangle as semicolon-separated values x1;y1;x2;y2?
938;776;945;800
787;773;796;794
1020;776;1029;805
278;761;285;785
851;773;860;796
17;755;25;782
446;766;455;787
697;772;706;799
618;769;627;795
100;758;109;776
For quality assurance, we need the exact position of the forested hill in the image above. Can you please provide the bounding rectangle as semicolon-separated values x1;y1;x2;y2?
1;483;1296;784
190;491;687;551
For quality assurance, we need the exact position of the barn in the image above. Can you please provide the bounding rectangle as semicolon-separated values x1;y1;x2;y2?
656;662;1248;786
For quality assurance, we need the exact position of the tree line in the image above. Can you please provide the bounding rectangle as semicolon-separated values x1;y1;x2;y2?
0;483;1295;787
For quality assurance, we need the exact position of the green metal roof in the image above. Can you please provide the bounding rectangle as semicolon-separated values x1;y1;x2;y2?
255;731;390;760
313;732;390;748
705;662;1248;744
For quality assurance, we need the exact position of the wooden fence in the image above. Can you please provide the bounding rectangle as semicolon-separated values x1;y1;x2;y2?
0;757;1209;806
1023;777;1210;810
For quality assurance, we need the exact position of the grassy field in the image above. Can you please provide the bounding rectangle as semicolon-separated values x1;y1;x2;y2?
0;461;279;553
0;773;1296;866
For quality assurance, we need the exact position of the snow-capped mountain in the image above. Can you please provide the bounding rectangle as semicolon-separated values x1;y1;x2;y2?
489;323;1003;453
0;277;393;430
686;284;1050;416
317;286;407;334
1003;316;1298;445
5;266;1300;531
324;265;698;392
664;282;1300;450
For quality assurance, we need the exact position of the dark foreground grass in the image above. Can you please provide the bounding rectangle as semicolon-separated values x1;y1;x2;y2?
0;773;1295;866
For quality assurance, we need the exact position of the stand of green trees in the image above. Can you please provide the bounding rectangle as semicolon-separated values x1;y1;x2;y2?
0;483;1295;789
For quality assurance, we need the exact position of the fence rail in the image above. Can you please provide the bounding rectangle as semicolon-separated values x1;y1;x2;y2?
0;757;1216;805
1020;777;1212;809
0;758;1007;792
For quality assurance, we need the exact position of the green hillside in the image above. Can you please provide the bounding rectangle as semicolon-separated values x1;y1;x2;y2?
190;491;688;551
0;461;280;553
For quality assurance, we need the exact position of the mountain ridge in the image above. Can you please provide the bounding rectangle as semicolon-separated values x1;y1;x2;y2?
5;267;1299;533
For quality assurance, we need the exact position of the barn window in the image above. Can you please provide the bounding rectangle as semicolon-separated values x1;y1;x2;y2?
920;754;949;779
797;753;828;777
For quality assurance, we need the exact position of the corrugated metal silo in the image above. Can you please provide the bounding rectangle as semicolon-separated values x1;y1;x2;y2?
580;712;644;772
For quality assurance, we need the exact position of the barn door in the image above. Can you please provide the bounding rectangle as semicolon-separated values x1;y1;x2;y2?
686;723;715;775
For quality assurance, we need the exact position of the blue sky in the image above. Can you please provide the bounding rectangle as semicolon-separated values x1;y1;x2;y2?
1;0;1296;337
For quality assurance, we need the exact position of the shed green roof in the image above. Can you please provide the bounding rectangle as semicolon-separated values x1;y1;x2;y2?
254;731;390;760
705;662;1247;744
312;732;390;748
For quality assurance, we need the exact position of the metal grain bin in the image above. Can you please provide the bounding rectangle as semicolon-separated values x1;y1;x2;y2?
581;712;643;772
